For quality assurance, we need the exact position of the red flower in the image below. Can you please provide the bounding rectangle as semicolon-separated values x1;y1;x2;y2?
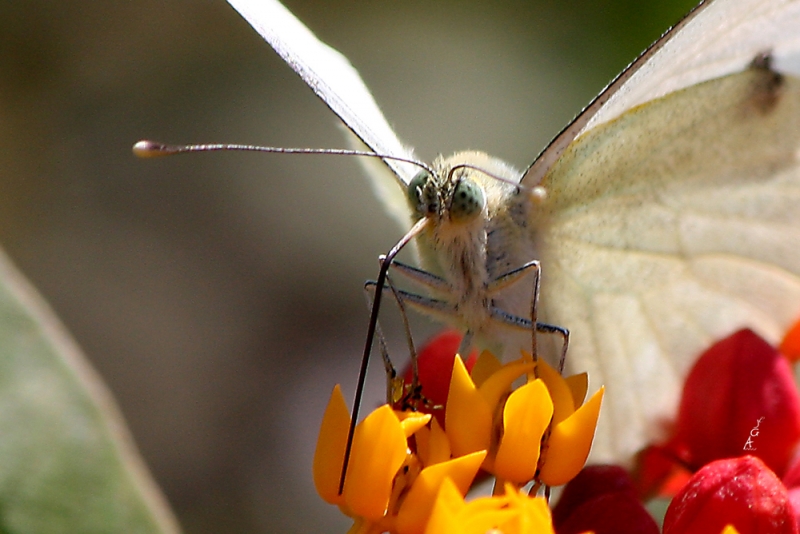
672;329;800;476
552;465;659;534
663;456;797;534
634;328;800;504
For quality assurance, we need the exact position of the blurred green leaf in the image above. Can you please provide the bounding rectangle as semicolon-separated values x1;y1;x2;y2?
0;247;180;534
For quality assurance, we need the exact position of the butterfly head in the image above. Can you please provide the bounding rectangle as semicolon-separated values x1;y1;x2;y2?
406;164;487;228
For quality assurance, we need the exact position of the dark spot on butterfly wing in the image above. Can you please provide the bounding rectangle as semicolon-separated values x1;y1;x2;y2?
747;51;785;114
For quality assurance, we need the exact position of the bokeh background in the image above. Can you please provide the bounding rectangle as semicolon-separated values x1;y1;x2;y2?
0;0;697;532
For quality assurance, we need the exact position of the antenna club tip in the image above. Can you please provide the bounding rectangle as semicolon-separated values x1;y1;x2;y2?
132;140;176;158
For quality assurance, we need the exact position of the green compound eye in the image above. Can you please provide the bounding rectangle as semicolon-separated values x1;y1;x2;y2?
407;171;430;214
449;179;485;223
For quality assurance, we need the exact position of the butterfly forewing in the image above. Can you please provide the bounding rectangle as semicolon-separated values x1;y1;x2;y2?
224;0;418;187
571;0;800;140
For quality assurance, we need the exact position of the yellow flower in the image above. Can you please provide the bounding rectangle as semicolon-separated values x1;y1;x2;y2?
313;385;409;518
313;384;351;507
313;385;486;534
493;379;554;483
445;354;537;468
445;352;603;487
394;451;486;534
534;359;604;487
425;478;555;534
314;346;603;532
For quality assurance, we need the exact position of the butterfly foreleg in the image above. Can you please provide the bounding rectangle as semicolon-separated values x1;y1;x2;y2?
363;278;449;413
362;280;405;405
372;257;571;370
380;255;451;294
364;280;457;325
365;278;481;361
487;260;540;294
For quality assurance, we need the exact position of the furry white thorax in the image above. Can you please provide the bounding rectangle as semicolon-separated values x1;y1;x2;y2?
410;151;540;343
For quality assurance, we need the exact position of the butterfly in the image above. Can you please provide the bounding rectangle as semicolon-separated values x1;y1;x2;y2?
222;0;800;465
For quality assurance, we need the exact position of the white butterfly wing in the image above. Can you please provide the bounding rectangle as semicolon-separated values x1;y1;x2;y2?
582;0;800;134
523;0;800;187
225;0;417;229
535;66;800;462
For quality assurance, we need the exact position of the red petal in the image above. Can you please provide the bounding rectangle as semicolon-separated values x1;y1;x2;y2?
675;329;800;476
663;456;797;534
782;454;800;490
788;487;800;530
553;465;658;534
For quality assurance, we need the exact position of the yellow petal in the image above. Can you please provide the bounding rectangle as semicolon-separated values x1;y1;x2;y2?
313;385;350;505
397;411;432;438
481;484;555;534
344;405;408;519
477;359;535;414
469;350;502;387
493;380;553;483
416;418;451;466
395;451;487;534
535;358;575;424
461;510;518;534
538;387;604;487
425;478;518;534
722;526;741;534
424;478;466;534
564;372;588;407
445;357;493;457
415;425;432;465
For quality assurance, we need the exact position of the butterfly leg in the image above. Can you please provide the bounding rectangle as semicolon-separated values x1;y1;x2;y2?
338;273;428;495
364;276;483;367
380;272;430;405
376;257;570;368
362;281;405;406
380;255;451;294
487;260;570;372
385;262;493;361
375;255;570;373
489;308;570;371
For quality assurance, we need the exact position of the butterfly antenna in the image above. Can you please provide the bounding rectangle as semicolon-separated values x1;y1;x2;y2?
133;140;435;174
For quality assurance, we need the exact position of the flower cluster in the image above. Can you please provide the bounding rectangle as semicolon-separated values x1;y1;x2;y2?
550;324;800;534
312;319;800;533
629;326;800;533
313;334;604;534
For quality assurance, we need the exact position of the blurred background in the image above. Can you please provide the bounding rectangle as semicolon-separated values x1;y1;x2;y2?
0;0;697;532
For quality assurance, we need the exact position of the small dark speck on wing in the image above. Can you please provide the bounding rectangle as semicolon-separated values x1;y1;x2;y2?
748;51;785;114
